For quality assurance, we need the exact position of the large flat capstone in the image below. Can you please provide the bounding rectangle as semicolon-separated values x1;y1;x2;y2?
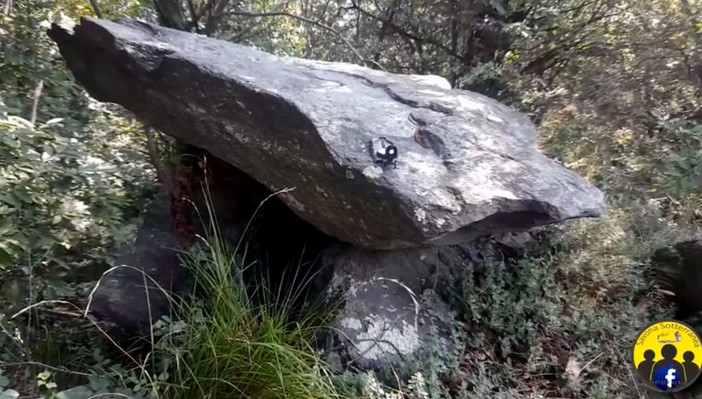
48;17;605;250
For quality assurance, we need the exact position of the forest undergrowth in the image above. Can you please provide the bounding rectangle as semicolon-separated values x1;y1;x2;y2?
2;0;702;397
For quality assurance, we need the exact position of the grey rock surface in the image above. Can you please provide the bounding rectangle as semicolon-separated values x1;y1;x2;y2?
55;385;142;399
318;240;510;372
650;239;702;318
48;17;605;250
88;190;185;336
87;153;333;336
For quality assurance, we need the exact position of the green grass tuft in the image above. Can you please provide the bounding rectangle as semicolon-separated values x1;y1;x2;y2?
150;233;342;399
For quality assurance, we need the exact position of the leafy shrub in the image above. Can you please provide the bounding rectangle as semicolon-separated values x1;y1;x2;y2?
656;118;702;195
0;103;156;302
437;208;694;398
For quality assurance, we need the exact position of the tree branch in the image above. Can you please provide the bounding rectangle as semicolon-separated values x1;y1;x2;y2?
187;0;200;33
315;0;332;24
3;0;12;16
30;80;43;125
347;2;469;64
144;126;174;192
87;0;103;18
223;9;384;70
204;0;233;35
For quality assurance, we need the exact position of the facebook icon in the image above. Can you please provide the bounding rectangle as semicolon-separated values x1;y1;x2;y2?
652;364;683;390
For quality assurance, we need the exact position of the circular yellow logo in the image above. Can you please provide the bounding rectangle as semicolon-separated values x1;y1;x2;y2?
632;320;702;392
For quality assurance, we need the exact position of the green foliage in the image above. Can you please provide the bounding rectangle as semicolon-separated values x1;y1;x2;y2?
160;240;340;399
56;230;343;399
3;0;702;397
0;0;157;298
0;0;156;394
657;118;702;195
1;2;89;127
0;369;19;399
0;104;156;303
440;209;687;397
